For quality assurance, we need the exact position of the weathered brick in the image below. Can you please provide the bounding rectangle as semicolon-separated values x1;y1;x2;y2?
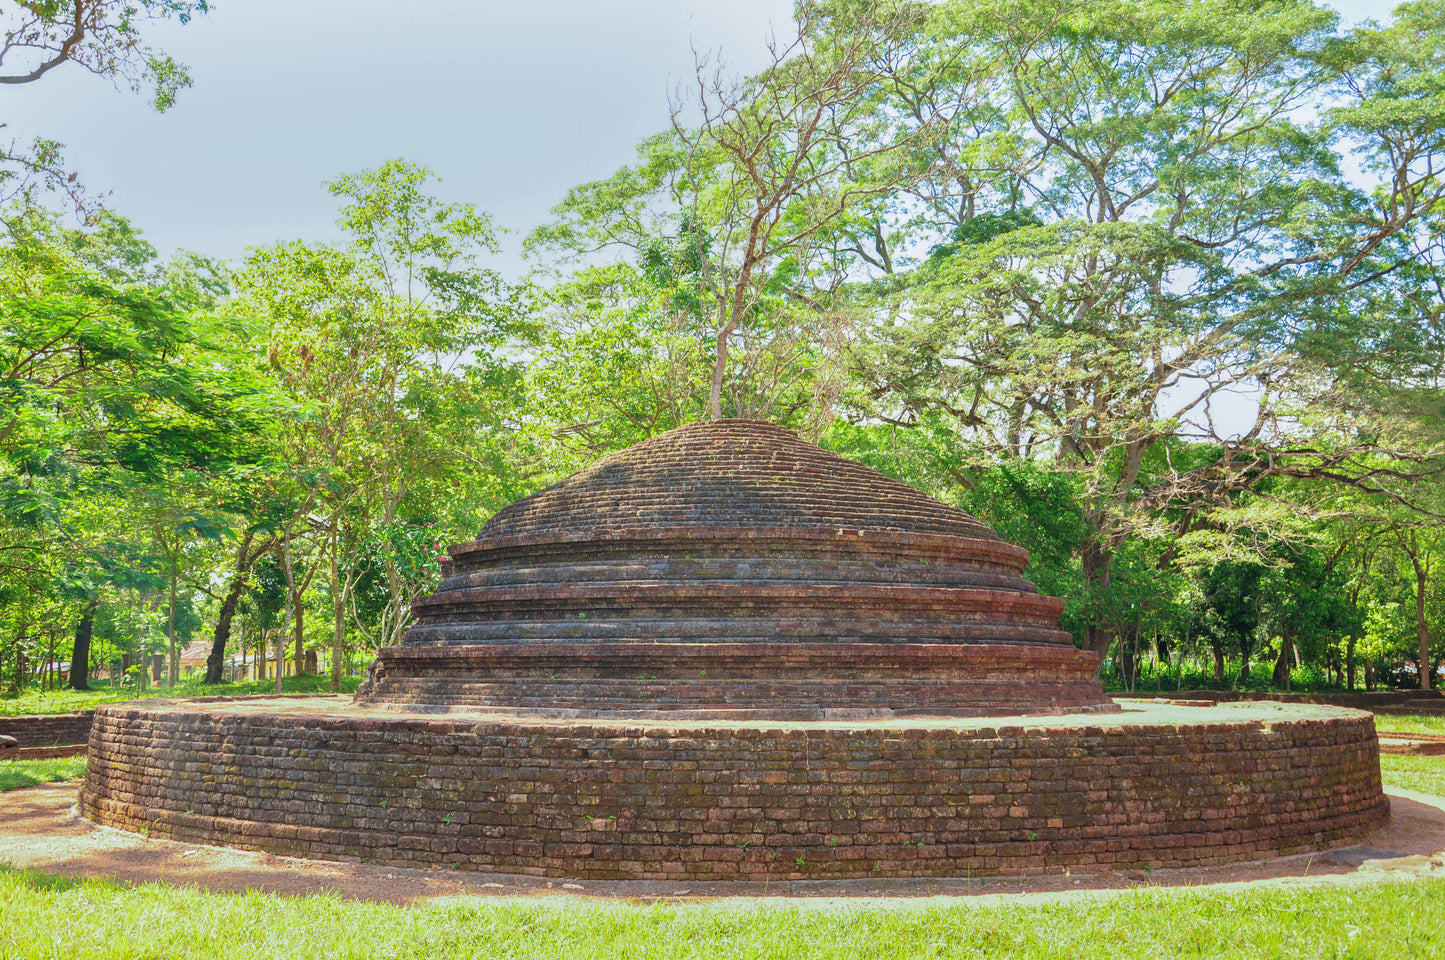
80;699;1389;882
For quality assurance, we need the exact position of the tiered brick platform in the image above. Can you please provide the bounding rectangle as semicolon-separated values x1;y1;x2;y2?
359;420;1114;718
79;420;1389;878
79;698;1388;880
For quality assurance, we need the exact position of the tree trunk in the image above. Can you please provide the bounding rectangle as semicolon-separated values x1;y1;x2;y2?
11;616;27;692
1417;563;1431;690
1114;627;1140;692
276;612;288;692
331;521;344;692
290;538;307;676
1211;641;1225;681
1080;540;1115;674
292;591;306;676
1347;633;1356;691
206;532;258;684
206;574;245;684
67;597;98;691
278;533;295;694
1273;635;1293;692
167;555;179;687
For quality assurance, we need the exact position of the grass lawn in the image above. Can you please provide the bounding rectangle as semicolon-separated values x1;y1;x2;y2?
0;756;87;792
1379;754;1445;797
1371;713;1445;736
1372;712;1445;796
0;674;362;716
0;867;1439;960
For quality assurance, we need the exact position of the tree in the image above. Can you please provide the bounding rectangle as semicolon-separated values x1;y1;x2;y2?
530;1;941;432
1258;544;1360;691
237;159;525;687
850;0;1445;666
0;0;205;97
0;206;265;691
203;528;273;683
0;1;211;218
1385;520;1445;689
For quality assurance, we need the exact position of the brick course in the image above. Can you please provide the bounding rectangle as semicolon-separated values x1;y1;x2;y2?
79;700;1388;881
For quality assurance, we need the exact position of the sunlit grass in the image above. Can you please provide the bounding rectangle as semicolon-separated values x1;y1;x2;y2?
0;674;362;716
0;756;87;792
0;867;1440;959
1380;754;1445;798
1371;713;1445;736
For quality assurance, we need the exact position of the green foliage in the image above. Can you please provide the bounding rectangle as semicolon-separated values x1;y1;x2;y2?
236;159;531;666
0;206;272;692
0;1;211;110
10;3;1445;698
833;0;1445;666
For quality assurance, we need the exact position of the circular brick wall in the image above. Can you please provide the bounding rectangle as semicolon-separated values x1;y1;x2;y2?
80;698;1389;880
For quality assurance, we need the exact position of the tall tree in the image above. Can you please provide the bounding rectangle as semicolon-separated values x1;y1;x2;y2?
530;1;941;432
851;0;1445;664
203;529;274;683
237;159;525;686
0;207;264;689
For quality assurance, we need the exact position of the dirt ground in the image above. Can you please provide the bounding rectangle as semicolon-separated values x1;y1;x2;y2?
1;782;1442;907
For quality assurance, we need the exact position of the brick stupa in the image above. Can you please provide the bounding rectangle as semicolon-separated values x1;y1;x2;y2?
358;419;1114;718
81;419;1388;881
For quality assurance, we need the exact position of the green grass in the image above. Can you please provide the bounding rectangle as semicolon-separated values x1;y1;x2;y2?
1371;713;1445;736
1379;754;1445;797
0;674;362;716
1372;712;1445;796
0;867;1441;959
0;756;87;792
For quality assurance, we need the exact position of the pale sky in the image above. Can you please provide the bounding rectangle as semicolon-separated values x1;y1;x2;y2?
0;0;1404;276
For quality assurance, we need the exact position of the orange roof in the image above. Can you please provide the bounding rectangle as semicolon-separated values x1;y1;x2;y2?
178;640;212;667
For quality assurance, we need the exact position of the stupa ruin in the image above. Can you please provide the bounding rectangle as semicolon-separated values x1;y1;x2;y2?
358;419;1115;718
80;420;1389;881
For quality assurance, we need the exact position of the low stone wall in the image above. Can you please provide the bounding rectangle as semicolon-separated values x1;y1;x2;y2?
1119;690;1442;709
0;711;94;747
79;699;1388;881
13;744;87;760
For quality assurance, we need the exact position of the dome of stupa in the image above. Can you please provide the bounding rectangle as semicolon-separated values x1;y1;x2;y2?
479;419;1000;541
358;419;1113;718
